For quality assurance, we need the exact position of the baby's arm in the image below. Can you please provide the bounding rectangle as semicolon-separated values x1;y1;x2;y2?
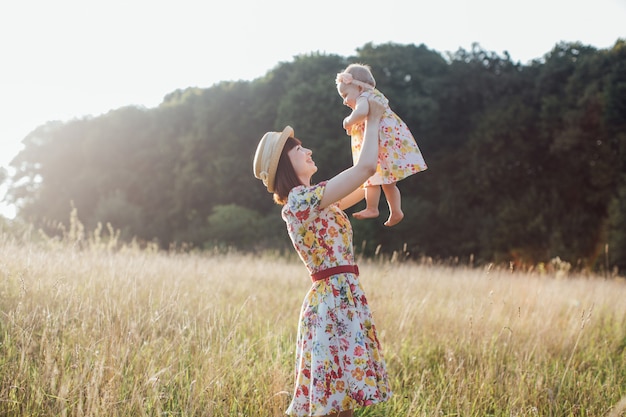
343;96;370;130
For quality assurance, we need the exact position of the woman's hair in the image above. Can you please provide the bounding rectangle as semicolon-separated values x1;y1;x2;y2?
344;63;376;87
273;137;303;205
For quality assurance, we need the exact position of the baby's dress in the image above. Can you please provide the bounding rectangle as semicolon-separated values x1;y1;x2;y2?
282;182;392;416
348;88;427;187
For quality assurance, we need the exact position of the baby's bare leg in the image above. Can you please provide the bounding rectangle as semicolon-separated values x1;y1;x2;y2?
353;185;380;220
382;182;404;226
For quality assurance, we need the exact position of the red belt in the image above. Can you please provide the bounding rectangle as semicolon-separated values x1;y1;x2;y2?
311;265;359;282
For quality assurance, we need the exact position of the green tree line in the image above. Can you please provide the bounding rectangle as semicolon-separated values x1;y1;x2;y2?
3;41;626;271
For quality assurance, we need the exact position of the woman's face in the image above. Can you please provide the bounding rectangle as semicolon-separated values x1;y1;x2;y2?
288;143;317;183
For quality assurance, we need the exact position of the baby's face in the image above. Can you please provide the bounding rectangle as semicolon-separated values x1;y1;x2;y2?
337;83;361;110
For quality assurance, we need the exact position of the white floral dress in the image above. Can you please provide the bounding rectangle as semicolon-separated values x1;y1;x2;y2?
348;88;427;187
282;182;392;416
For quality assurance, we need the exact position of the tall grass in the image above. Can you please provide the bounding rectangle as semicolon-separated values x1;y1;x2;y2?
0;225;625;416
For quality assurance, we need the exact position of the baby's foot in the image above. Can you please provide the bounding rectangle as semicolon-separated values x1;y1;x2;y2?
353;208;379;220
384;210;404;227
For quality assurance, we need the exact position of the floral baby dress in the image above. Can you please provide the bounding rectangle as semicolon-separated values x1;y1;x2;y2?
348;88;427;187
281;182;392;416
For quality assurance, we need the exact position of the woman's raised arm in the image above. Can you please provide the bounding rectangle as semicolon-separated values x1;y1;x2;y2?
319;98;384;209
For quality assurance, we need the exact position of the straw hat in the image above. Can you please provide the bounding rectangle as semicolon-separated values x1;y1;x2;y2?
253;126;294;193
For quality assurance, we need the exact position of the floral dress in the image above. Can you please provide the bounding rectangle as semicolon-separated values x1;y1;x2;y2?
348;88;427;187
282;182;392;416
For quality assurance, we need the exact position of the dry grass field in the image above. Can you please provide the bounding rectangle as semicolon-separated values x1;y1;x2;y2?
1;225;625;416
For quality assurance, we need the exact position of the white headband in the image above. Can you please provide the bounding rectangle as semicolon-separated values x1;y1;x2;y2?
335;72;374;90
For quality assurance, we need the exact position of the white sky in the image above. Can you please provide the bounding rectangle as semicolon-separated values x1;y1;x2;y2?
1;0;625;218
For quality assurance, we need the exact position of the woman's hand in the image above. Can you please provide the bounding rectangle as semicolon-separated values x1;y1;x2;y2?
366;98;385;121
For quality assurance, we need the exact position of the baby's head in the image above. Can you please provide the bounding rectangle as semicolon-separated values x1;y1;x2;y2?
339;63;376;88
336;63;376;108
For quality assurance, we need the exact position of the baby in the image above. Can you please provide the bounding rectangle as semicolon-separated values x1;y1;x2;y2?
336;63;427;226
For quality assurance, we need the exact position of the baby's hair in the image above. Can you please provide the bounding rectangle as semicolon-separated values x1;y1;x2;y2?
344;63;376;88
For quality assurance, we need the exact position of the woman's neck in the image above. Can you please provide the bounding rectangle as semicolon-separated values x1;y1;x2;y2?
299;175;311;187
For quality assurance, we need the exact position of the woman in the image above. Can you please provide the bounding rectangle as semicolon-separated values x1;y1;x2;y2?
253;99;391;416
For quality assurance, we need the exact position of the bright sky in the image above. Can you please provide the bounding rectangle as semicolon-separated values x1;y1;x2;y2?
1;0;625;218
